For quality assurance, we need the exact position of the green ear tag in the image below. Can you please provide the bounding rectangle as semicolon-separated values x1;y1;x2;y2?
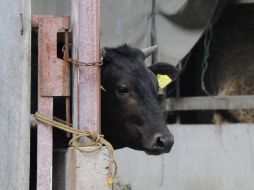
157;74;172;89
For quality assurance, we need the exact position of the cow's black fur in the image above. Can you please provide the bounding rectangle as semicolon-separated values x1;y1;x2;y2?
30;41;177;189
101;44;176;155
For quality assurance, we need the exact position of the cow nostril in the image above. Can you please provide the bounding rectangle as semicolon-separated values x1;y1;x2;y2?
153;134;174;151
156;136;166;148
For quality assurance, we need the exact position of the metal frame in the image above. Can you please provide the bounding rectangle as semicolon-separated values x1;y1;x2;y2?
233;0;254;3
166;95;254;111
32;15;70;190
71;0;101;132
167;1;254;113
65;1;111;189
0;0;31;189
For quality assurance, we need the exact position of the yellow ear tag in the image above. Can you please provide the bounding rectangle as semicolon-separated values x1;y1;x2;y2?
157;74;172;89
101;85;106;92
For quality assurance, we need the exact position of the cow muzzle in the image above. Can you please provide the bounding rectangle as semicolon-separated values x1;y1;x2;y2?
145;133;174;155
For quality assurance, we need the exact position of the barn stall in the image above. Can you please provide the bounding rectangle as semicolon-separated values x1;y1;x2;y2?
1;0;254;190
113;1;254;190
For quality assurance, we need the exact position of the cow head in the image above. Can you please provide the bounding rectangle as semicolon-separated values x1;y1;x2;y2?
101;44;177;155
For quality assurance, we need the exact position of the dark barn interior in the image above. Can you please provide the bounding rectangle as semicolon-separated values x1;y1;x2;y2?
167;4;254;124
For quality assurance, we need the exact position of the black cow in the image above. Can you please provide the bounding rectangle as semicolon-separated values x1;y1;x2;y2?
31;36;177;155
101;44;177;155
30;36;177;189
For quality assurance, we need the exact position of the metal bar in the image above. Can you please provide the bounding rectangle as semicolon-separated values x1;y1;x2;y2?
66;98;71;128
36;16;53;190
166;95;254;111
38;16;70;97
65;29;71;134
151;0;158;65
34;15;71;190
0;0;31;188
232;0;254;4
176;62;182;123
72;0;101;132
67;1;111;190
37;97;53;190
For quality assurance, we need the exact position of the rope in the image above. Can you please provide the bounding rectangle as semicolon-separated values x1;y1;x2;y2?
35;112;117;186
201;23;212;96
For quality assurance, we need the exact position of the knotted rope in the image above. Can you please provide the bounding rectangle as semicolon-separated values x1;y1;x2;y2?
35;112;117;185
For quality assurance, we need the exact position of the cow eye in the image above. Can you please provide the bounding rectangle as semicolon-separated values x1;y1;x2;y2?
116;84;129;96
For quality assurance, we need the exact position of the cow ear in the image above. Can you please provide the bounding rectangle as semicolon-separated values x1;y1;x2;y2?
149;62;178;89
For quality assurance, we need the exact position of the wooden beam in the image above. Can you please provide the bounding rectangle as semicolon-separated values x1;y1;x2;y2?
166;95;254;111
0;1;31;189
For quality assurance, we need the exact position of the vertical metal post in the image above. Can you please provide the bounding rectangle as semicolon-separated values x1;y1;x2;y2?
176;62;182;124
0;0;31;189
151;0;158;65
66;1;111;189
37;98;53;190
65;30;71;130
72;0;101;132
33;16;70;190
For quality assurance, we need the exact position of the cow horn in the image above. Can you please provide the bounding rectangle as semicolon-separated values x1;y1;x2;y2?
101;48;106;57
141;45;158;58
